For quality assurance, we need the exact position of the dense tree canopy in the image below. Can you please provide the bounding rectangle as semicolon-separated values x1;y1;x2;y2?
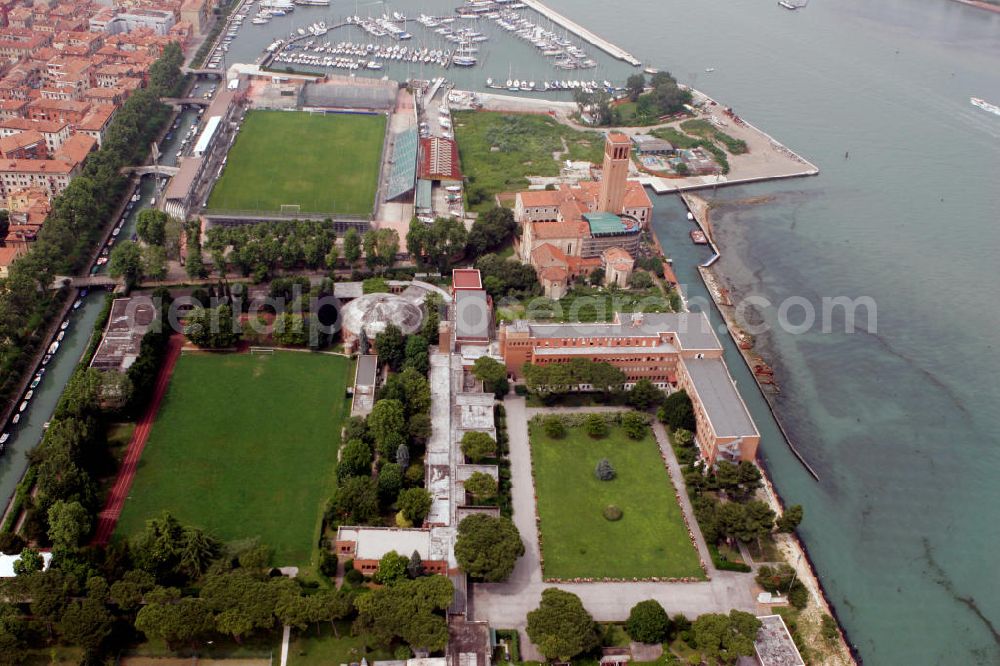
466;206;517;256
454;514;524;582
526;589;600;661
460;431;496;462
691;610;762;665
353;576;453;651
407;217;468;272
374;324;406;372
184;304;241;348
659;388;696;432
625;600;670;644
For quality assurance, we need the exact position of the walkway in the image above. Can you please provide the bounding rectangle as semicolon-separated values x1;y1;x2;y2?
471;398;756;660
92;334;183;545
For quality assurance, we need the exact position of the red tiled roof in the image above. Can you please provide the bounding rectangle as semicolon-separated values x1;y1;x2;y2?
530;220;589;240
518;189;562;207
452;268;482;290
418;137;461;181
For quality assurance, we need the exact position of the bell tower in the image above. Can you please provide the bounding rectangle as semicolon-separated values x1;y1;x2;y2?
598;132;631;214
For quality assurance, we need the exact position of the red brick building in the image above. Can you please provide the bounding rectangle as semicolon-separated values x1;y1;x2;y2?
498;311;760;463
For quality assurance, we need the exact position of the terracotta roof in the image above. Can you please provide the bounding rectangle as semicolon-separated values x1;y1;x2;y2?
0;244;28;268
518;189;562;207
607;131;630;145
54;133;95;165
531;243;569;269
530;219;589;240
0;130;45;154
76;104;114;131
418;137;461;181
601;247;632;262
0;117;68;134
452;268;482;290
539;266;568;282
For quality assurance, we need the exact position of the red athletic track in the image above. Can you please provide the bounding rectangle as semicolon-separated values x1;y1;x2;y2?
92;335;183;545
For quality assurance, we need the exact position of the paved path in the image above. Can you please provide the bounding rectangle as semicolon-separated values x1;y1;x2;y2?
472;398;756;660
280;624;291;666
92;335;183;545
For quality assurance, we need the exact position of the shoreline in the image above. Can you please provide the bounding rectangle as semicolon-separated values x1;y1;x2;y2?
674;194;857;665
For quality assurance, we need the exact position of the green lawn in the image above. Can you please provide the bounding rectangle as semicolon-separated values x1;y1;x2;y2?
288;622;393;666
453;111;604;212
529;420;704;580
116;351;351;568
206;110;385;216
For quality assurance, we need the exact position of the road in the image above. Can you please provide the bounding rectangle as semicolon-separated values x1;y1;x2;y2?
471;398;757;661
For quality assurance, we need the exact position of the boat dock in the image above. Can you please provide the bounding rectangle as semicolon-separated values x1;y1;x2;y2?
518;0;642;66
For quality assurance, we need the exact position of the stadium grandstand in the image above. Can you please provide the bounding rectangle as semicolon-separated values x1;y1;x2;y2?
385;127;418;202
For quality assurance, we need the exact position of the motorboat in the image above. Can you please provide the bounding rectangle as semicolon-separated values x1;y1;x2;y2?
56;331;65;342
24;390;33;401
72;299;83;310
41;354;52;366
30;374;42;390
11;414;20;425
60;319;69;331
18;401;28;413
48;341;60;354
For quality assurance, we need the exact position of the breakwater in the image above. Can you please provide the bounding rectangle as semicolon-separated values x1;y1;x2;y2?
518;0;642;66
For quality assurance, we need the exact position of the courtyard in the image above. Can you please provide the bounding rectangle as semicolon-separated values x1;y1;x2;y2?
528;415;704;580
115;351;351;567
205;110;385;216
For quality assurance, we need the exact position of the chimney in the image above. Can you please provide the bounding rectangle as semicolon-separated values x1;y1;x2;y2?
438;320;452;353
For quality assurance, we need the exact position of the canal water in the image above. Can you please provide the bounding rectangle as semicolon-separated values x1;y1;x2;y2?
0;95;205;512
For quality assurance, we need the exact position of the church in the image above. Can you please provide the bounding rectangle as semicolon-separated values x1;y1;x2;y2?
513;132;653;299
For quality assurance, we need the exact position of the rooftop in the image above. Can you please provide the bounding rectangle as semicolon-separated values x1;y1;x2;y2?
583;211;636;236
454;289;490;341
683;357;758;438
513;312;723;351
90;297;156;373
754;615;806;666
336;527;445;562
452;268;482;291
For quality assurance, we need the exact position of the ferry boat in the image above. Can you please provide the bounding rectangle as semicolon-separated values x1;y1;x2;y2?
971;97;1000;117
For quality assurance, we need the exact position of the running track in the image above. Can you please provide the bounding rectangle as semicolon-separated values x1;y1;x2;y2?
92;335;183;545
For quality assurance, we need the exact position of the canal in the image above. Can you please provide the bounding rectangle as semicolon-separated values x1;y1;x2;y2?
0;94;206;510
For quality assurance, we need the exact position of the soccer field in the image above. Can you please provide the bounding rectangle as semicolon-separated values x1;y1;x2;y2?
206;110;385;216
116;351;351;567
530;420;704;580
